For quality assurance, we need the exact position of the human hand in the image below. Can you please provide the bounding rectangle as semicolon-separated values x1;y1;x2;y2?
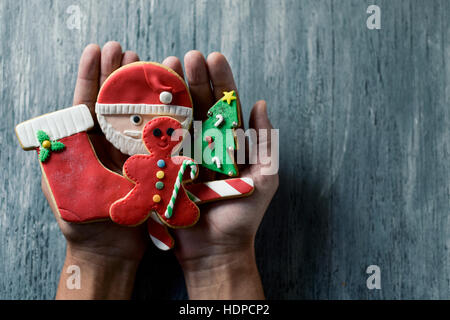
162;51;279;299
41;42;148;299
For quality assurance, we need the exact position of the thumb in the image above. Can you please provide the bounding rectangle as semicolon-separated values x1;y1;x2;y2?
249;100;273;133
249;100;275;150
248;100;279;177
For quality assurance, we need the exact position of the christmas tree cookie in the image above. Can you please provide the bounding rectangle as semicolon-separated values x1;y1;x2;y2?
197;90;241;176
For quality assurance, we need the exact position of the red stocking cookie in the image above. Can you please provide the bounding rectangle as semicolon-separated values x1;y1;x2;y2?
110;117;200;234
15;105;134;222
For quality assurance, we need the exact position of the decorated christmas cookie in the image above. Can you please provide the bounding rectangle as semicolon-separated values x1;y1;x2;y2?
110;117;199;227
185;177;254;203
15;61;256;251
146;176;255;250
95;61;193;156
196;90;241;176
15;105;134;222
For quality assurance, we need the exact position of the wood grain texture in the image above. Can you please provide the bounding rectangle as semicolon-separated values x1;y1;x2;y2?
1;0;449;299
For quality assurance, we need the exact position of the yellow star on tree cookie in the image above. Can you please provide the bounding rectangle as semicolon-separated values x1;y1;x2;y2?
221;90;237;105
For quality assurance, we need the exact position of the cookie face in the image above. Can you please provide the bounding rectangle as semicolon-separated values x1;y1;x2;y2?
109;117;200;229
142;117;182;155
95;62;193;156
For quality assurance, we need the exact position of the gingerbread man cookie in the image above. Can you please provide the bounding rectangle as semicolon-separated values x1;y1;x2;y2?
110;117;199;230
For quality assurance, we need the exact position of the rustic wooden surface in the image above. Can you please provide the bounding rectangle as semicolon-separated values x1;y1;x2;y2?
1;0;449;299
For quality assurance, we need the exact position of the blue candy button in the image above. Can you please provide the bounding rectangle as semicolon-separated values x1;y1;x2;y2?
157;159;166;168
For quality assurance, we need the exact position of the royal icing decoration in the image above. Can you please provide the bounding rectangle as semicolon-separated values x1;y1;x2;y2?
165;159;197;218
185;177;255;203
95;62;193;156
211;156;221;169
221;90;237;104
157;159;166;168
205;136;214;149
146;177;255;250
156;170;165;179
196;90;241;176
214;114;224;127
147;211;175;251
110;117;199;228
15;105;134;223
36;130;66;162
130;115;143;126
159;91;173;104
15;105;94;150
155;181;164;189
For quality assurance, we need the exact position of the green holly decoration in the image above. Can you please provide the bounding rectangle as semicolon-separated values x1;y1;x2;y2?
36;130;66;162
39;148;50;162
195;90;240;176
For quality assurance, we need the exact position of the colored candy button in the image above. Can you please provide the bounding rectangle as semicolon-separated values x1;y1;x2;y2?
42;140;51;149
157;159;166;168
155;181;164;190
156;170;165;179
153;194;161;203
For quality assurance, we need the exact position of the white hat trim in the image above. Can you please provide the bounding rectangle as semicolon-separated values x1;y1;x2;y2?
96;111;192;156
95;103;193;118
15;104;94;149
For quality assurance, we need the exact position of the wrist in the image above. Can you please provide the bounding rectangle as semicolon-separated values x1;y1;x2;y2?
180;247;265;300
55;244;140;300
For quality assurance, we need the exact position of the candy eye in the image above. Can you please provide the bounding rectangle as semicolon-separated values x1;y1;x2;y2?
130;115;142;126
153;128;162;137
166;128;175;136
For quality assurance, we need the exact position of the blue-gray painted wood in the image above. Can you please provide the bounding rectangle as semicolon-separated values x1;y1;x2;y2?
1;0;449;299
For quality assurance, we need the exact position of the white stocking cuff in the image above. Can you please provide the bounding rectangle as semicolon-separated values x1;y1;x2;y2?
15;104;94;150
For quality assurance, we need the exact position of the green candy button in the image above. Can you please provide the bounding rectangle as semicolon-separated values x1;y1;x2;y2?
155;181;164;190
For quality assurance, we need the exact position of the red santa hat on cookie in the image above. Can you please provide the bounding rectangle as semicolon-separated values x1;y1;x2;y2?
95;62;193;155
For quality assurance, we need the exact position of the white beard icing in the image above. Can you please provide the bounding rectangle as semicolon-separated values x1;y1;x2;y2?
97;114;149;156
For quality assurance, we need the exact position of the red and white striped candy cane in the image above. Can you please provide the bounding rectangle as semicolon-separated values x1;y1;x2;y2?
148;177;254;250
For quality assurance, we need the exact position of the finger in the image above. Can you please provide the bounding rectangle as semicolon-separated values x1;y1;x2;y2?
206;52;244;128
206;52;238;100
249;100;274;148
121;50;140;66
73;44;101;116
248;100;279;185
100;41;123;86
184;50;215;121
162;56;184;79
163;54;216;182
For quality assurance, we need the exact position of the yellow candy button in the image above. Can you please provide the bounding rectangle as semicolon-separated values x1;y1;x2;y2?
156;170;165;179
42;140;51;149
152;194;161;203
